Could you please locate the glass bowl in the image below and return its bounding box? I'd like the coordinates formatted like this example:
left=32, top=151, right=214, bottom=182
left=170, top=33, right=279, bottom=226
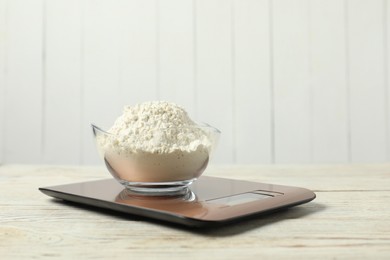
left=92, top=123, right=220, bottom=196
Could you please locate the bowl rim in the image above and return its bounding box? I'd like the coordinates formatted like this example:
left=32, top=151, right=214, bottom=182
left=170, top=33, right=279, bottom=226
left=91, top=122, right=221, bottom=136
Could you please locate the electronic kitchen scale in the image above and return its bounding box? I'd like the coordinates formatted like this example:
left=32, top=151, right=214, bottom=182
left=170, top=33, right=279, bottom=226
left=39, top=176, right=316, bottom=227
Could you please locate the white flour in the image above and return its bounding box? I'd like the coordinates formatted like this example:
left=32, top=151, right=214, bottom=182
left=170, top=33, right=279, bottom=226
left=97, top=101, right=213, bottom=182
left=101, top=101, right=211, bottom=154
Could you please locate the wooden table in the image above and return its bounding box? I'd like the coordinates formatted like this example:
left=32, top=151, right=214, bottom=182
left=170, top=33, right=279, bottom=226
left=1, top=164, right=389, bottom=259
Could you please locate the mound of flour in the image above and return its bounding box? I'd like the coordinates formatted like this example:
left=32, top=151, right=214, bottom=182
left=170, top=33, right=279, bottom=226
left=101, top=101, right=211, bottom=155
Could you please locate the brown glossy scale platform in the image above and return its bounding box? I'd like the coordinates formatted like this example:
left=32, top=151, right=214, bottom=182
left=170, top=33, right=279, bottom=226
left=39, top=176, right=316, bottom=227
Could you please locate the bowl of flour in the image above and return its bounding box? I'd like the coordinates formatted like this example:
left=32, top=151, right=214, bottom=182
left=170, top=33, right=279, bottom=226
left=92, top=101, right=220, bottom=195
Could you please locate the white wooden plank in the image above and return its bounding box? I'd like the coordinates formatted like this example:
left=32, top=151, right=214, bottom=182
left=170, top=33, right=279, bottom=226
left=233, top=0, right=272, bottom=163
left=348, top=0, right=387, bottom=162
left=309, top=0, right=349, bottom=162
left=387, top=0, right=390, bottom=162
left=158, top=0, right=196, bottom=117
left=196, top=0, right=234, bottom=163
left=0, top=0, right=6, bottom=164
left=82, top=0, right=122, bottom=164
left=5, top=0, right=43, bottom=163
left=272, top=0, right=311, bottom=163
left=118, top=0, right=158, bottom=106
left=43, top=0, right=82, bottom=164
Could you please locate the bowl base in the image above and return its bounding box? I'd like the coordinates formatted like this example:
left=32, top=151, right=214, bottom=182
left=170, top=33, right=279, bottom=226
left=120, top=179, right=195, bottom=196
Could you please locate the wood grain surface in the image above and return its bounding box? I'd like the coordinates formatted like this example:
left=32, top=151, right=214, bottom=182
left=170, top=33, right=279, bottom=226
left=1, top=164, right=389, bottom=259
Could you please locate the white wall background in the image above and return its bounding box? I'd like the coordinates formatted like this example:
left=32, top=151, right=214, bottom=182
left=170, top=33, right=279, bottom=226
left=0, top=0, right=389, bottom=165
